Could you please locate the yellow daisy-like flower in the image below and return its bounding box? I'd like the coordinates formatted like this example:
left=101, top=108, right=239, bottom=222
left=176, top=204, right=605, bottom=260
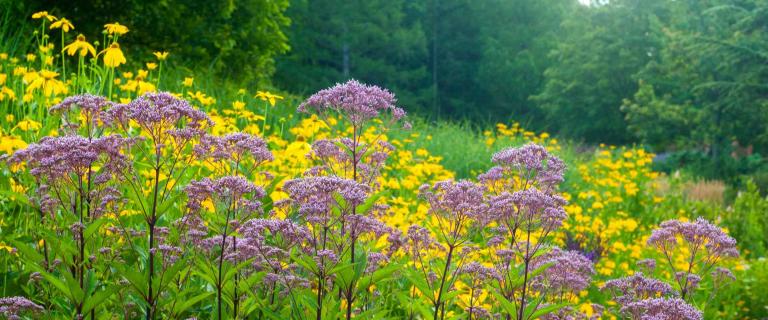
left=183, top=77, right=194, bottom=87
left=100, top=43, right=127, bottom=68
left=32, top=11, right=57, bottom=21
left=153, top=51, right=169, bottom=61
left=255, top=90, right=284, bottom=106
left=146, top=62, right=157, bottom=70
left=63, top=34, right=96, bottom=57
left=14, top=119, right=43, bottom=132
left=26, top=70, right=68, bottom=96
left=104, top=22, right=129, bottom=35
left=50, top=17, right=74, bottom=32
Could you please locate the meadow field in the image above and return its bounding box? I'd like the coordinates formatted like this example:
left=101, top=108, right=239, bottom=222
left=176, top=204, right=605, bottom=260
left=0, top=7, right=767, bottom=320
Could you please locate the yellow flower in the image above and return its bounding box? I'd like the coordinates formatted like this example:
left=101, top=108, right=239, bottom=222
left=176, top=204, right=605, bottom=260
left=153, top=51, right=169, bottom=61
left=183, top=77, right=194, bottom=87
left=14, top=119, right=42, bottom=132
left=255, top=90, right=284, bottom=106
left=32, top=11, right=57, bottom=21
left=26, top=70, right=68, bottom=96
left=63, top=34, right=96, bottom=57
left=0, top=87, right=16, bottom=101
left=50, top=18, right=74, bottom=32
left=26, top=54, right=36, bottom=62
left=146, top=62, right=157, bottom=70
left=100, top=43, right=126, bottom=68
left=104, top=22, right=129, bottom=35
left=0, top=135, right=27, bottom=154
left=232, top=101, right=246, bottom=110
left=0, top=242, right=14, bottom=254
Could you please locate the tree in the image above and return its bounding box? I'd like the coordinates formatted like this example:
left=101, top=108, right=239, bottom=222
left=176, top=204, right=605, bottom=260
left=274, top=0, right=431, bottom=112
left=24, top=0, right=291, bottom=84
left=626, top=0, right=768, bottom=162
left=533, top=0, right=669, bottom=144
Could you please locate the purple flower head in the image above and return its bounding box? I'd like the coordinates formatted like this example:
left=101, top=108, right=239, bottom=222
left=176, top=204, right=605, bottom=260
left=106, top=92, right=213, bottom=136
left=50, top=94, right=113, bottom=134
left=711, top=267, right=736, bottom=284
left=366, top=252, right=390, bottom=273
left=531, top=248, right=594, bottom=294
left=510, top=187, right=568, bottom=229
left=620, top=297, right=702, bottom=320
left=459, top=262, right=502, bottom=283
left=488, top=143, right=565, bottom=188
left=648, top=217, right=739, bottom=260
left=194, top=132, right=273, bottom=165
left=602, top=273, right=676, bottom=306
left=420, top=180, right=488, bottom=223
left=283, top=176, right=369, bottom=224
left=344, top=214, right=392, bottom=240
left=541, top=304, right=604, bottom=320
left=298, top=80, right=405, bottom=127
left=406, top=225, right=443, bottom=258
left=9, top=135, right=132, bottom=183
left=315, top=249, right=338, bottom=270
left=310, top=139, right=349, bottom=162
left=477, top=166, right=504, bottom=185
left=637, top=258, right=657, bottom=272
left=465, top=306, right=491, bottom=319
left=185, top=176, right=265, bottom=215
left=0, top=296, right=44, bottom=319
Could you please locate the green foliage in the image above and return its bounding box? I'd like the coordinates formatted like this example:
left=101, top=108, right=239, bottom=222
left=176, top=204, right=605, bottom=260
left=621, top=82, right=695, bottom=150
left=626, top=0, right=768, bottom=173
left=728, top=180, right=768, bottom=258
left=274, top=0, right=431, bottom=112
left=533, top=0, right=669, bottom=144
left=275, top=0, right=570, bottom=124
left=708, top=258, right=768, bottom=318
left=21, top=0, right=290, bottom=85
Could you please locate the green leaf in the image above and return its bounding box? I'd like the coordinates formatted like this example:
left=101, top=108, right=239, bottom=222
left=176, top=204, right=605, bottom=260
left=403, top=270, right=434, bottom=303
left=83, top=217, right=109, bottom=240
left=0, top=189, right=31, bottom=206
left=491, top=290, right=517, bottom=316
left=120, top=267, right=148, bottom=300
left=223, top=258, right=255, bottom=283
left=355, top=190, right=389, bottom=214
left=528, top=301, right=567, bottom=318
left=82, top=285, right=120, bottom=314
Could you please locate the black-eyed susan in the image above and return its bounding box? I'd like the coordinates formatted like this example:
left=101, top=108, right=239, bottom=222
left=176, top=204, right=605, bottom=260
left=31, top=11, right=57, bottom=21
left=100, top=43, right=126, bottom=68
left=49, top=18, right=74, bottom=32
left=255, top=90, right=284, bottom=106
left=25, top=70, right=67, bottom=96
left=153, top=51, right=169, bottom=60
left=63, top=34, right=96, bottom=57
left=104, top=22, right=129, bottom=35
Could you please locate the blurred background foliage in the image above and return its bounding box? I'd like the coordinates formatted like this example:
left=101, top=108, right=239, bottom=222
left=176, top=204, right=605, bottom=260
left=6, top=0, right=768, bottom=181
left=7, top=0, right=290, bottom=85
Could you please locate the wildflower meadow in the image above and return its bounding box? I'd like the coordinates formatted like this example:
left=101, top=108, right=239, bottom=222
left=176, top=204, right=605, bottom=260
left=0, top=8, right=767, bottom=320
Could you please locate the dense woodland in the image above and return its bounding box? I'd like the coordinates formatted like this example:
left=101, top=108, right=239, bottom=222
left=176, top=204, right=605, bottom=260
left=6, top=0, right=768, bottom=179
